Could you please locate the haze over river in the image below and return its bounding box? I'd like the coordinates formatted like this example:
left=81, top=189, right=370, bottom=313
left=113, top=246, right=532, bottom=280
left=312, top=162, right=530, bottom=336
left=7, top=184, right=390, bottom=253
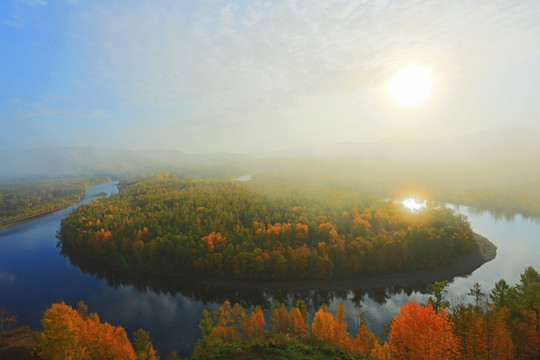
left=1, top=181, right=539, bottom=356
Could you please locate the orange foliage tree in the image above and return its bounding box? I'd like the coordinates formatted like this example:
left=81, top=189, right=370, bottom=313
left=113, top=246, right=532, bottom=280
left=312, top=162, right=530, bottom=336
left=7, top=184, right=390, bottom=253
left=39, top=301, right=136, bottom=360
left=312, top=303, right=356, bottom=350
left=268, top=300, right=310, bottom=337
left=452, top=303, right=514, bottom=360
left=242, top=306, right=265, bottom=338
left=371, top=342, right=393, bottom=360
left=208, top=301, right=244, bottom=342
left=289, top=307, right=309, bottom=336
left=312, top=304, right=336, bottom=344
left=333, top=303, right=352, bottom=348
left=200, top=232, right=226, bottom=252
left=271, top=302, right=291, bottom=334
left=515, top=305, right=540, bottom=360
left=386, top=301, right=458, bottom=360
left=351, top=311, right=378, bottom=355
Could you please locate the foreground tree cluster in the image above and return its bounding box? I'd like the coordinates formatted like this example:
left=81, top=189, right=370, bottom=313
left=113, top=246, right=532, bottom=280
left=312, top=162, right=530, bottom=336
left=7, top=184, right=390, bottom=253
left=38, top=301, right=158, bottom=360
left=59, top=174, right=476, bottom=280
left=2, top=267, right=539, bottom=359
left=194, top=267, right=540, bottom=360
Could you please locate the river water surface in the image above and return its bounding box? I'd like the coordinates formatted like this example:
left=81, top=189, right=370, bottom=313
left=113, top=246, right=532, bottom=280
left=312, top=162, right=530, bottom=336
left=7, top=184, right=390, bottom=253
left=0, top=181, right=539, bottom=356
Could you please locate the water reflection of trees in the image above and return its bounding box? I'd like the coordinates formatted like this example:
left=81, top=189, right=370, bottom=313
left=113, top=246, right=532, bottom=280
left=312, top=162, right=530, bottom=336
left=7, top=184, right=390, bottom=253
left=450, top=203, right=540, bottom=224
left=61, top=246, right=434, bottom=309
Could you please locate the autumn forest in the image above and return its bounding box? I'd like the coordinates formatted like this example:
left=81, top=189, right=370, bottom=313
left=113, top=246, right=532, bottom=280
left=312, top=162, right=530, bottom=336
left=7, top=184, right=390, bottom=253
left=2, top=170, right=539, bottom=359
left=3, top=0, right=540, bottom=358
left=58, top=173, right=476, bottom=281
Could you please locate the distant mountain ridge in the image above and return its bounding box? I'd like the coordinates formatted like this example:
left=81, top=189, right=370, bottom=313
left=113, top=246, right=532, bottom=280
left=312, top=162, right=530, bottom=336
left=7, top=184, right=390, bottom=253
left=1, top=128, right=538, bottom=180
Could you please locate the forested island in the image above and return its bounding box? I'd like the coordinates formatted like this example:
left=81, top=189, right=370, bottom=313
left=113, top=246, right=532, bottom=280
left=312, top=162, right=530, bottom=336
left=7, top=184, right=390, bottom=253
left=0, top=177, right=110, bottom=228
left=58, top=173, right=477, bottom=281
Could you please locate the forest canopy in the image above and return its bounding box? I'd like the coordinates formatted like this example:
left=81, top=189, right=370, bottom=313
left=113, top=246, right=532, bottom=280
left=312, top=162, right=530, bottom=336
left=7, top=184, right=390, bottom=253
left=58, top=173, right=476, bottom=281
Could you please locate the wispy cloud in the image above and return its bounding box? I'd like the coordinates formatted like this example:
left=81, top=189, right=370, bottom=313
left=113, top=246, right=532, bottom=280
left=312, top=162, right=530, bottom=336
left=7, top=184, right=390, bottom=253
left=25, top=104, right=108, bottom=119
left=5, top=98, right=23, bottom=104
left=6, top=0, right=537, bottom=152
left=22, top=0, right=47, bottom=6
left=75, top=1, right=540, bottom=110
left=2, top=0, right=47, bottom=28
left=2, top=13, right=25, bottom=27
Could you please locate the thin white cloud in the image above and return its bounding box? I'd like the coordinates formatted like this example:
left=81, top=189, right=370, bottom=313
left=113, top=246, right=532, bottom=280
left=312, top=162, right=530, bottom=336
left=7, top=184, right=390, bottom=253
left=60, top=0, right=540, bottom=151
left=25, top=104, right=108, bottom=119
left=2, top=13, right=25, bottom=27
left=5, top=98, right=23, bottom=104
left=3, top=0, right=47, bottom=28
left=22, top=0, right=46, bottom=6
left=76, top=1, right=540, bottom=105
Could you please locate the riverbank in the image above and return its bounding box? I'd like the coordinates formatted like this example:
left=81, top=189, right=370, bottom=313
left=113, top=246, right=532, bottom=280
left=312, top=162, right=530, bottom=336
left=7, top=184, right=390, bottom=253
left=0, top=204, right=80, bottom=231
left=62, top=232, right=496, bottom=293
left=199, top=233, right=496, bottom=291
left=0, top=178, right=112, bottom=231
left=0, top=326, right=40, bottom=360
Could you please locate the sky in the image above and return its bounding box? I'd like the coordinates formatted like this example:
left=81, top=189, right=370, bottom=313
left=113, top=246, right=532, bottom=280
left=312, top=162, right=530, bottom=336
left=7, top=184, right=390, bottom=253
left=1, top=0, right=540, bottom=154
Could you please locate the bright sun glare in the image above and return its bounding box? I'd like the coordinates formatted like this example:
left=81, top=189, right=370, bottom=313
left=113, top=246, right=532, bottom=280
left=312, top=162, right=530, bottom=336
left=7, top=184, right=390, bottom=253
left=387, top=65, right=434, bottom=107
left=402, top=198, right=426, bottom=211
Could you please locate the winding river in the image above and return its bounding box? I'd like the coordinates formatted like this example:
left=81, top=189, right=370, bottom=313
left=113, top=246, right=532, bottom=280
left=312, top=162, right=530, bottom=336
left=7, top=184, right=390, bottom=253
left=0, top=181, right=539, bottom=357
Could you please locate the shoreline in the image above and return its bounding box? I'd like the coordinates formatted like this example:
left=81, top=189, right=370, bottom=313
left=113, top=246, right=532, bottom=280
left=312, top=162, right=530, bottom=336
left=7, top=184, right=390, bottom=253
left=0, top=202, right=81, bottom=231
left=62, top=233, right=496, bottom=292
left=199, top=233, right=497, bottom=290
left=0, top=179, right=113, bottom=232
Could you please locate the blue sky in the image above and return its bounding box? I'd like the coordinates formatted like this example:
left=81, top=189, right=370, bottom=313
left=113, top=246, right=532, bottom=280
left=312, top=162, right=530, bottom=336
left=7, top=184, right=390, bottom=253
left=1, top=0, right=540, bottom=153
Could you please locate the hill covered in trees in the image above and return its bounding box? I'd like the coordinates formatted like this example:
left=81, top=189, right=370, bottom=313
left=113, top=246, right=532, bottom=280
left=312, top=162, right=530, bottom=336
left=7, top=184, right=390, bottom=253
left=58, top=173, right=476, bottom=281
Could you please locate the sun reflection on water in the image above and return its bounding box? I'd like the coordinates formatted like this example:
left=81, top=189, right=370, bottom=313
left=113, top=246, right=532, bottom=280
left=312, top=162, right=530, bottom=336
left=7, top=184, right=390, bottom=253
left=401, top=198, right=427, bottom=211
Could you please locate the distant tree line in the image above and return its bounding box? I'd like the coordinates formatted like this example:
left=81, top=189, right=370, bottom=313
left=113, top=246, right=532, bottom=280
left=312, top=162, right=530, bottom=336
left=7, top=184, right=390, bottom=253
left=436, top=185, right=540, bottom=219
left=174, top=158, right=540, bottom=220
left=0, top=177, right=110, bottom=227
left=58, top=173, right=476, bottom=281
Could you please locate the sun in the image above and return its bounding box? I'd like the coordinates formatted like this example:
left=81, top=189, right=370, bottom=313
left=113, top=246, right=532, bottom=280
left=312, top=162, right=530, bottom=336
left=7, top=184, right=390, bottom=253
left=386, top=65, right=434, bottom=107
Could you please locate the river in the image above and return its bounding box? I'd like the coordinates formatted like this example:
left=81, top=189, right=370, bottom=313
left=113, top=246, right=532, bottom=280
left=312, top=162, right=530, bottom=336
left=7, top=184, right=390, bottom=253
left=0, top=181, right=539, bottom=357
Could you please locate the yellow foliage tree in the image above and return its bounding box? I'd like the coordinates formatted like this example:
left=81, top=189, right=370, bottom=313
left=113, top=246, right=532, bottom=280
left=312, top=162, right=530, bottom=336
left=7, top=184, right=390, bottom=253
left=39, top=301, right=136, bottom=360
left=312, top=303, right=353, bottom=348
